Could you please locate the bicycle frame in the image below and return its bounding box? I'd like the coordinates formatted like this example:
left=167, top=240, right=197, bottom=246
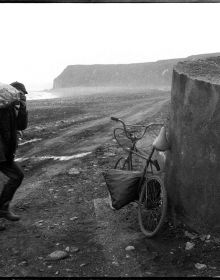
left=137, top=147, right=156, bottom=192
left=110, top=116, right=168, bottom=237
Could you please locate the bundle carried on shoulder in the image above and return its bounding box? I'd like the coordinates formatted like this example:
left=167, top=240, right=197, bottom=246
left=0, top=82, right=20, bottom=109
left=103, top=169, right=143, bottom=210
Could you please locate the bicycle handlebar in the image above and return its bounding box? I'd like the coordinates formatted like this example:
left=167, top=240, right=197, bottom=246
left=111, top=117, right=132, bottom=140
left=111, top=117, right=120, bottom=122
left=111, top=116, right=163, bottom=142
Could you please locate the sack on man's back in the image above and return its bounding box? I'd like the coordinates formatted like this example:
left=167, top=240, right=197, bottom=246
left=103, top=169, right=143, bottom=210
left=0, top=82, right=20, bottom=109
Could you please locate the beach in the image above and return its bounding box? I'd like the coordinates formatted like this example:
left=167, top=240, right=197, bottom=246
left=0, top=89, right=219, bottom=277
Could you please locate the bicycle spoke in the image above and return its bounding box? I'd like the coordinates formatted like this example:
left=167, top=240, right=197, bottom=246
left=145, top=211, right=157, bottom=232
left=142, top=209, right=158, bottom=231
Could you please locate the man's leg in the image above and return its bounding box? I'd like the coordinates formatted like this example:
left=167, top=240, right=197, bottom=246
left=0, top=161, right=24, bottom=221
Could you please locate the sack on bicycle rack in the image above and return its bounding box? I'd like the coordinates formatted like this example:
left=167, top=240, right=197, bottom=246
left=103, top=169, right=143, bottom=210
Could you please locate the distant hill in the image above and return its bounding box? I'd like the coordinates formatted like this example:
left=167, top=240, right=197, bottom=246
left=53, top=53, right=220, bottom=90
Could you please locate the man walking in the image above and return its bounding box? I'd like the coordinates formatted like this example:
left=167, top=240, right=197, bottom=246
left=0, top=82, right=28, bottom=229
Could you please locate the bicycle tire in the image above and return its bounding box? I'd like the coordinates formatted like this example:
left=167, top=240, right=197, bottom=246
left=138, top=175, right=167, bottom=237
left=114, top=156, right=131, bottom=170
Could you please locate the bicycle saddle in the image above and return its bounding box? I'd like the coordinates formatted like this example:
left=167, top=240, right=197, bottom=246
left=153, top=126, right=170, bottom=151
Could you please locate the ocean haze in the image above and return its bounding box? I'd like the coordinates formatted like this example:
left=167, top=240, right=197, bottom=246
left=27, top=91, right=57, bottom=101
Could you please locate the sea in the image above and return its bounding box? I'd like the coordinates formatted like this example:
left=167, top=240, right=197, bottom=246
left=27, top=91, right=57, bottom=101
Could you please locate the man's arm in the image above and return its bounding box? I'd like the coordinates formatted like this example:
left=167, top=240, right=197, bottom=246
left=16, top=92, right=28, bottom=131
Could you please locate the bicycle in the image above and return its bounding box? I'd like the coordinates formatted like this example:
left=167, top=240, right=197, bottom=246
left=110, top=116, right=170, bottom=237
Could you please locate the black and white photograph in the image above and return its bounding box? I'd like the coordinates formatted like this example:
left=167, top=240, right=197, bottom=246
left=0, top=1, right=220, bottom=277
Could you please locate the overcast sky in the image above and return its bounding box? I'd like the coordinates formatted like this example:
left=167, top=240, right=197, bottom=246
left=0, top=3, right=220, bottom=91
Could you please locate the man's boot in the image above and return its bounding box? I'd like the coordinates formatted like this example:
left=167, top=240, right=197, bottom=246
left=0, top=224, right=6, bottom=231
left=0, top=203, right=20, bottom=222
left=0, top=210, right=20, bottom=221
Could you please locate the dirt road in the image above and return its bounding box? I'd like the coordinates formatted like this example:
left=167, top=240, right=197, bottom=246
left=0, top=90, right=219, bottom=277
left=14, top=92, right=169, bottom=202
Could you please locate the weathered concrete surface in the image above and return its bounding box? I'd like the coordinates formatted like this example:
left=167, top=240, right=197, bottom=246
left=165, top=56, right=220, bottom=234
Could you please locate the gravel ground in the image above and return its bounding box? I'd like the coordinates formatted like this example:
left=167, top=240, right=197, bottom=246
left=0, top=90, right=219, bottom=277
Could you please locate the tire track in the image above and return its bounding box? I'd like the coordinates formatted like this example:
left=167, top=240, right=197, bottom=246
left=22, top=96, right=169, bottom=158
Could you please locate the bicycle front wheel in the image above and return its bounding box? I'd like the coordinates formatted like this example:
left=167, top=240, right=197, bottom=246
left=138, top=175, right=167, bottom=237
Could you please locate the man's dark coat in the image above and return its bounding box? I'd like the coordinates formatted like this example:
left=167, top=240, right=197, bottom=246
left=0, top=105, right=28, bottom=162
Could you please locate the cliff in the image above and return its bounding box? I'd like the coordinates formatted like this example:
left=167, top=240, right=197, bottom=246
left=53, top=53, right=220, bottom=90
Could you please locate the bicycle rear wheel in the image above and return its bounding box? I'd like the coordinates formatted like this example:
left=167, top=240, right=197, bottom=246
left=138, top=175, right=167, bottom=237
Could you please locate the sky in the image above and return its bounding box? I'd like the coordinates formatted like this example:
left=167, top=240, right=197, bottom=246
left=0, top=3, right=220, bottom=91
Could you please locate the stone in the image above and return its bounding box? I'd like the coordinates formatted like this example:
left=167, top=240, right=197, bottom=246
left=185, top=242, right=195, bottom=251
left=46, top=250, right=69, bottom=261
left=68, top=168, right=80, bottom=175
left=125, top=245, right=135, bottom=251
left=184, top=231, right=198, bottom=240
left=209, top=266, right=217, bottom=270
left=195, top=263, right=207, bottom=270
left=200, top=234, right=207, bottom=242
left=104, top=152, right=115, bottom=157
left=18, top=261, right=28, bottom=266
left=145, top=272, right=153, bottom=276
left=206, top=234, right=211, bottom=240
left=70, top=217, right=78, bottom=221
left=144, top=252, right=158, bottom=261
left=213, top=237, right=220, bottom=244
left=12, top=249, right=19, bottom=255
left=70, top=246, right=80, bottom=253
